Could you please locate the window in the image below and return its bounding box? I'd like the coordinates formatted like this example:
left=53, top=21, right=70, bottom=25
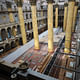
left=14, top=6, right=16, bottom=11
left=0, top=5, right=3, bottom=11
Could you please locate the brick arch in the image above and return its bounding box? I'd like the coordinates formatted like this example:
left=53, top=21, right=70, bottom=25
left=25, top=23, right=27, bottom=31
left=27, top=22, right=30, bottom=30
left=5, top=43, right=11, bottom=52
left=0, top=46, right=4, bottom=54
left=11, top=41, right=16, bottom=49
left=1, top=29, right=7, bottom=41
left=19, top=37, right=23, bottom=45
left=17, top=25, right=21, bottom=35
left=15, top=39, right=19, bottom=46
left=7, top=27, right=12, bottom=38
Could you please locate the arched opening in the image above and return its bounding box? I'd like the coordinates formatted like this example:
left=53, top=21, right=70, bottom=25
left=7, top=27, right=12, bottom=38
left=26, top=14, right=28, bottom=19
left=32, top=32, right=33, bottom=38
left=5, top=43, right=11, bottom=52
left=1, top=29, right=7, bottom=41
left=28, top=22, right=32, bottom=30
left=25, top=23, right=27, bottom=26
left=25, top=23, right=27, bottom=31
left=0, top=35, right=2, bottom=42
left=19, top=38, right=23, bottom=45
left=0, top=46, right=4, bottom=54
left=28, top=23, right=29, bottom=30
left=11, top=41, right=16, bottom=49
left=12, top=26, right=17, bottom=37
left=15, top=39, right=19, bottom=46
left=17, top=25, right=21, bottom=35
left=31, top=22, right=32, bottom=29
left=28, top=33, right=32, bottom=40
left=30, top=13, right=32, bottom=18
left=15, top=14, right=18, bottom=22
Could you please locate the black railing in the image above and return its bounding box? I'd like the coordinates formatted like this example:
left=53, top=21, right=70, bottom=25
left=43, top=36, right=65, bottom=75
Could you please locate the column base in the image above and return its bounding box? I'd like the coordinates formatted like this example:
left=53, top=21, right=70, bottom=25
left=64, top=48, right=70, bottom=53
left=48, top=50, right=54, bottom=53
left=55, top=27, right=58, bottom=28
left=72, top=31, right=75, bottom=33
left=34, top=48, right=40, bottom=51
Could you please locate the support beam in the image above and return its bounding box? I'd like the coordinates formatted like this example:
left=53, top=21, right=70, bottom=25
left=15, top=0, right=27, bottom=45
left=55, top=4, right=58, bottom=28
left=6, top=2, right=14, bottom=23
left=63, top=3, right=68, bottom=31
left=47, top=0, right=54, bottom=53
left=30, top=0, right=40, bottom=50
left=72, top=2, right=78, bottom=32
left=60, top=52, right=80, bottom=57
left=64, top=0, right=75, bottom=53
left=53, top=64, right=80, bottom=73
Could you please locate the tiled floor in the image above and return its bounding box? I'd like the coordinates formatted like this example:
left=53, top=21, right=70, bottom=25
left=12, top=32, right=65, bottom=71
left=12, top=43, right=57, bottom=70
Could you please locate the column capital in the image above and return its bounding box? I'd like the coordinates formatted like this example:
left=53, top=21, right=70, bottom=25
left=30, top=0, right=36, bottom=5
left=6, top=2, right=12, bottom=8
left=47, top=0, right=53, bottom=3
left=55, top=4, right=58, bottom=8
left=14, top=0, right=23, bottom=7
left=64, top=3, right=68, bottom=7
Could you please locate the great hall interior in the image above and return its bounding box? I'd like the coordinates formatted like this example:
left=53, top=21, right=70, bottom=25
left=0, top=0, right=80, bottom=80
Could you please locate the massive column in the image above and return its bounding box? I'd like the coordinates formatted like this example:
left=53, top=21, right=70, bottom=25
left=72, top=2, right=78, bottom=32
left=47, top=0, right=54, bottom=53
left=63, top=3, right=68, bottom=31
left=30, top=0, right=40, bottom=50
left=64, top=0, right=75, bottom=53
left=15, top=0, right=27, bottom=44
left=6, top=2, right=14, bottom=23
left=55, top=4, right=58, bottom=28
